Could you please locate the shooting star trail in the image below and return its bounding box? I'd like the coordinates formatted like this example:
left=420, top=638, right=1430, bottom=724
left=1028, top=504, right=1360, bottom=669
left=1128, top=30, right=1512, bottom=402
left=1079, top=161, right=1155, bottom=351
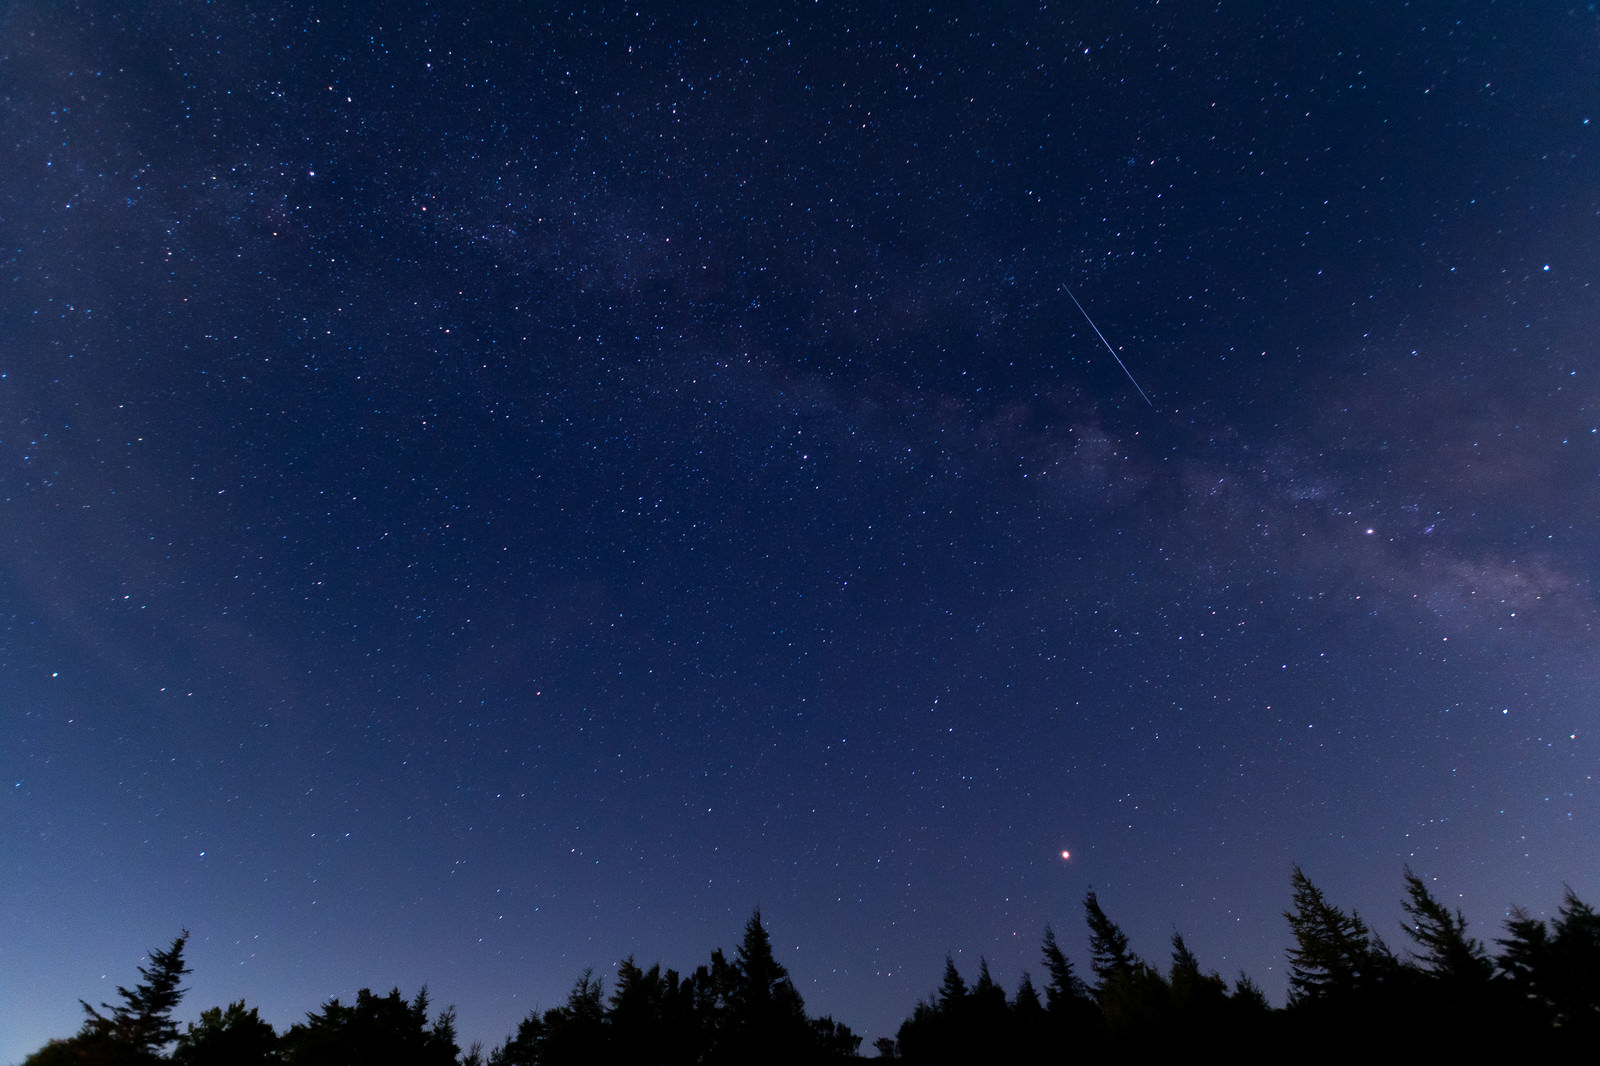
left=1062, top=285, right=1157, bottom=409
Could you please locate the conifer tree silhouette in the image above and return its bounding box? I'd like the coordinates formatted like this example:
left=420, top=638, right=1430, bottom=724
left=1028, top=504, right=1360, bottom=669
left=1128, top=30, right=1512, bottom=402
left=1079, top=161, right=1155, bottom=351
left=1284, top=866, right=1394, bottom=1004
left=1398, top=867, right=1492, bottom=984
left=79, top=930, right=192, bottom=1062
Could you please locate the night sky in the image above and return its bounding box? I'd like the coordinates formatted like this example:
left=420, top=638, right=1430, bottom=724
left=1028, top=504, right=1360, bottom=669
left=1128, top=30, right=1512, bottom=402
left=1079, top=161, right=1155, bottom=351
left=4, top=2, right=1598, bottom=1059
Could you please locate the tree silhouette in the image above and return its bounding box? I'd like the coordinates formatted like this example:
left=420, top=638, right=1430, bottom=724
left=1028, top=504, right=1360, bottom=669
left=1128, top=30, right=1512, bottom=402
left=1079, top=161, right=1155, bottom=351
left=1083, top=892, right=1139, bottom=991
left=730, top=910, right=808, bottom=1027
left=1168, top=933, right=1228, bottom=1021
left=1083, top=891, right=1169, bottom=1040
left=282, top=986, right=458, bottom=1066
left=485, top=909, right=856, bottom=1065
left=1039, top=924, right=1090, bottom=1012
left=720, top=910, right=822, bottom=1064
left=532, top=971, right=607, bottom=1066
left=1012, top=971, right=1042, bottom=1015
left=172, top=1001, right=278, bottom=1066
left=807, top=1014, right=863, bottom=1061
left=1037, top=922, right=1100, bottom=1049
left=967, top=959, right=1015, bottom=1059
left=1009, top=971, right=1050, bottom=1060
left=74, top=930, right=192, bottom=1064
left=1284, top=866, right=1394, bottom=1004
left=1398, top=867, right=1492, bottom=984
left=1229, top=973, right=1271, bottom=1014
left=889, top=953, right=972, bottom=1062
left=1498, top=887, right=1600, bottom=1037
left=935, top=956, right=966, bottom=1012
left=20, top=1040, right=105, bottom=1066
left=487, top=1011, right=544, bottom=1066
left=606, top=956, right=688, bottom=1064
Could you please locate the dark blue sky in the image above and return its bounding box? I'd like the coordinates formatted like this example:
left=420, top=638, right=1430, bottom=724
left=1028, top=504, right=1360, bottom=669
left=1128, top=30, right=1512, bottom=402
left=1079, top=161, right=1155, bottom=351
left=4, top=2, right=1598, bottom=1058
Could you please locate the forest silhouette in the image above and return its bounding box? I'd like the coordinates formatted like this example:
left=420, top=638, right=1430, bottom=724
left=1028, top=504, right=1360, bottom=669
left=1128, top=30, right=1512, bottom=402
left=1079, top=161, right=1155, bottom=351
left=21, top=867, right=1600, bottom=1064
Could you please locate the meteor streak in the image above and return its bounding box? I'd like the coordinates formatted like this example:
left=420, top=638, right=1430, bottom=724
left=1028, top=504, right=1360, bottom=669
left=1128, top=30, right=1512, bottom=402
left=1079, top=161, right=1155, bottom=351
left=1062, top=285, right=1156, bottom=409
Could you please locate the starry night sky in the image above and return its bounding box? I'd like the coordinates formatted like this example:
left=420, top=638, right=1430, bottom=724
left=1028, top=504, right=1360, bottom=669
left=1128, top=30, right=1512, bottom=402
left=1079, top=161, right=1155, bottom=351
left=3, top=2, right=1598, bottom=1059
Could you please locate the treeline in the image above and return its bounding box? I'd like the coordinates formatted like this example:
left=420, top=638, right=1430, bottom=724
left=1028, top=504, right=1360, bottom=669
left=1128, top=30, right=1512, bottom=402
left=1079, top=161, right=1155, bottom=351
left=22, top=910, right=858, bottom=1066
left=22, top=867, right=1600, bottom=1064
left=893, top=866, right=1600, bottom=1059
